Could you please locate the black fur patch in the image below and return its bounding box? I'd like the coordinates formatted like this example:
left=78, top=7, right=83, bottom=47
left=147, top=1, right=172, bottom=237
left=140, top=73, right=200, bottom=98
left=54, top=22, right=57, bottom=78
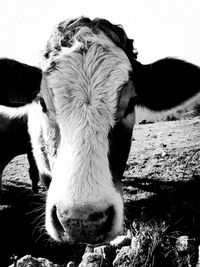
left=133, top=57, right=200, bottom=111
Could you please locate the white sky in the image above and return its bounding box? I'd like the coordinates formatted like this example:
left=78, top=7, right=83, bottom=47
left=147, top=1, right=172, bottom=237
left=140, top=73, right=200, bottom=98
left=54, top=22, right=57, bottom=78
left=0, top=0, right=200, bottom=66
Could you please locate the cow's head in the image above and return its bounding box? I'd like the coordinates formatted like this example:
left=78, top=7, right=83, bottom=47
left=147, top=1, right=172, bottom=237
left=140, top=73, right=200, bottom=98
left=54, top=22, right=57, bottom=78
left=27, top=17, right=200, bottom=244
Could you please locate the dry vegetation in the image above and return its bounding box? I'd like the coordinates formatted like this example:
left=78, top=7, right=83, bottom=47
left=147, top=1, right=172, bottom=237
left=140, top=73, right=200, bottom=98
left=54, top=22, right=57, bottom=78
left=1, top=109, right=200, bottom=266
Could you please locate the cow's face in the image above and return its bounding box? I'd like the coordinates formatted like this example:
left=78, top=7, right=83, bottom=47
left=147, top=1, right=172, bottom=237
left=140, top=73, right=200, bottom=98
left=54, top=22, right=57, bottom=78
left=28, top=18, right=137, bottom=244
left=25, top=17, right=200, bottom=245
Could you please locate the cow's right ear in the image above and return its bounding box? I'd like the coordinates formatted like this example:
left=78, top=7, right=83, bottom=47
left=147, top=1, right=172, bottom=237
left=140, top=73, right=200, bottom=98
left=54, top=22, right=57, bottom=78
left=131, top=57, right=200, bottom=112
left=0, top=58, right=42, bottom=106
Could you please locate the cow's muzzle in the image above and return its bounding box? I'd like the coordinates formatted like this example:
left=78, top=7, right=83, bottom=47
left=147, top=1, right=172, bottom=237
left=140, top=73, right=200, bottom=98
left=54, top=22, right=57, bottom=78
left=50, top=203, right=115, bottom=244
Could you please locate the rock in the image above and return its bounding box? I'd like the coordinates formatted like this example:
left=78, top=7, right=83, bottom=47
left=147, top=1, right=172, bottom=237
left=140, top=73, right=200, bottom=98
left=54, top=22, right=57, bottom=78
left=67, top=261, right=76, bottom=267
left=131, top=236, right=140, bottom=253
left=110, top=235, right=131, bottom=249
left=175, top=236, right=198, bottom=266
left=78, top=252, right=103, bottom=267
left=176, top=235, right=189, bottom=252
left=85, top=244, right=95, bottom=253
left=113, top=246, right=136, bottom=266
left=8, top=255, right=60, bottom=267
left=94, top=245, right=116, bottom=267
left=94, top=246, right=107, bottom=256
left=197, top=245, right=200, bottom=266
left=94, top=245, right=114, bottom=258
left=126, top=229, right=132, bottom=239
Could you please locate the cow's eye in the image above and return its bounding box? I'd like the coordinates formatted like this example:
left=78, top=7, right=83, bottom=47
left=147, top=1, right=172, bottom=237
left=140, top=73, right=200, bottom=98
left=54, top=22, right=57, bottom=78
left=124, top=97, right=136, bottom=117
left=36, top=96, right=47, bottom=113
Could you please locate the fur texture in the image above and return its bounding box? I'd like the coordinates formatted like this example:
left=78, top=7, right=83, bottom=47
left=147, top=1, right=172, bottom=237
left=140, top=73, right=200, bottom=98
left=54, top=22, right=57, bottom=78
left=28, top=18, right=134, bottom=243
left=26, top=17, right=200, bottom=244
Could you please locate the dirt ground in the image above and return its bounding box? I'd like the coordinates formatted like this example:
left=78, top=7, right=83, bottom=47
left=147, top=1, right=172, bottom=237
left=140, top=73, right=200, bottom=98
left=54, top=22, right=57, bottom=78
left=1, top=116, right=200, bottom=266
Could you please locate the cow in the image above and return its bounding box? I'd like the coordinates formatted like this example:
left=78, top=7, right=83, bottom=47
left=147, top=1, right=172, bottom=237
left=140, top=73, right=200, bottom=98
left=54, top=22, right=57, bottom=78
left=1, top=17, right=200, bottom=245
left=0, top=58, right=42, bottom=193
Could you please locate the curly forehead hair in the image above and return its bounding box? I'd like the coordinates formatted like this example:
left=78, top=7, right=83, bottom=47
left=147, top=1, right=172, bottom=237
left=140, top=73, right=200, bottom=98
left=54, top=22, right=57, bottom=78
left=43, top=16, right=138, bottom=61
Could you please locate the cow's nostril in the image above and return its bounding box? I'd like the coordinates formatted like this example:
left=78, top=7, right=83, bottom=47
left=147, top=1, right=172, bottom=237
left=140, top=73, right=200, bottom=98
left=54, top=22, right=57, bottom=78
left=89, top=211, right=104, bottom=221
left=99, top=205, right=115, bottom=234
left=88, top=206, right=114, bottom=223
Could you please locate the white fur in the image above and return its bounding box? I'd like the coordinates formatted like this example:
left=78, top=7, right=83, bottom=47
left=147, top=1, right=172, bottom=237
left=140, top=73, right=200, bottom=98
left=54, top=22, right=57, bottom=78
left=27, top=102, right=52, bottom=178
left=30, top=28, right=132, bottom=242
left=0, top=104, right=31, bottom=119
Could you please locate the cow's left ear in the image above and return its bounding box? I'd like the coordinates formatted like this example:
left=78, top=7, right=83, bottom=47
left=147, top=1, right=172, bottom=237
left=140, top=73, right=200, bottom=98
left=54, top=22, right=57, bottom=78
left=131, top=57, right=200, bottom=111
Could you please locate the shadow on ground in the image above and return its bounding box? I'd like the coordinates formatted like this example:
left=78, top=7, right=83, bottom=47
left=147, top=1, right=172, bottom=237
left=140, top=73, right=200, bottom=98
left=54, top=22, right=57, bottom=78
left=0, top=184, right=85, bottom=267
left=123, top=175, right=200, bottom=238
left=1, top=175, right=200, bottom=266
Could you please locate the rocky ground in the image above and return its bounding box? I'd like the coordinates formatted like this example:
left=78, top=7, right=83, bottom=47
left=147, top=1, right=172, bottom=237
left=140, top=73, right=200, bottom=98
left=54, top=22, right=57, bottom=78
left=1, top=116, right=200, bottom=266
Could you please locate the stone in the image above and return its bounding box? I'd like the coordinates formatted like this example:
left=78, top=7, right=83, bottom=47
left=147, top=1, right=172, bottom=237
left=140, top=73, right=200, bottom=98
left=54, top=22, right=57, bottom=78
left=8, top=255, right=60, bottom=267
left=110, top=235, right=131, bottom=249
left=67, top=261, right=76, bottom=267
left=113, top=246, right=136, bottom=266
left=176, top=235, right=189, bottom=252
left=78, top=252, right=103, bottom=267
left=94, top=245, right=116, bottom=267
